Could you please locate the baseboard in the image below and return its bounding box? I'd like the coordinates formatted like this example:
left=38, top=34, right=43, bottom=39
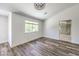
left=9, top=36, right=79, bottom=48
left=10, top=37, right=44, bottom=48
left=44, top=37, right=79, bottom=46
left=0, top=40, right=8, bottom=45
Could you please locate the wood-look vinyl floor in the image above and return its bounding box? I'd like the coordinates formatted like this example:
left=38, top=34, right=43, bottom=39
left=0, top=37, right=79, bottom=56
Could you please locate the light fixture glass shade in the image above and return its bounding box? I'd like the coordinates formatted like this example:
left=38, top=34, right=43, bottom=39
left=34, top=3, right=46, bottom=10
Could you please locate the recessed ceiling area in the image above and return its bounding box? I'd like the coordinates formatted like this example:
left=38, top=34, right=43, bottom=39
left=0, top=3, right=77, bottom=20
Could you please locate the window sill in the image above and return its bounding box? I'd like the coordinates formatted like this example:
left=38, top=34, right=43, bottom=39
left=24, top=31, right=39, bottom=34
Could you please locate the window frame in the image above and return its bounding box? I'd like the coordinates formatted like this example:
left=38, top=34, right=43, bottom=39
left=25, top=20, right=39, bottom=33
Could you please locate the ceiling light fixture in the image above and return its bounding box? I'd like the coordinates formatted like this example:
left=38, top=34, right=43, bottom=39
left=34, top=3, right=46, bottom=10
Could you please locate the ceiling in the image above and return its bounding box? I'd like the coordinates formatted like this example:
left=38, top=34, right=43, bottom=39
left=0, top=3, right=77, bottom=20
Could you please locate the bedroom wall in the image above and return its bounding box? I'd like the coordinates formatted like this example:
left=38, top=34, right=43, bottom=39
left=44, top=4, right=79, bottom=44
left=0, top=16, right=8, bottom=44
left=9, top=13, right=43, bottom=47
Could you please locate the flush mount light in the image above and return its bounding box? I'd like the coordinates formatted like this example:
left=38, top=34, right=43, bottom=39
left=34, top=3, right=46, bottom=10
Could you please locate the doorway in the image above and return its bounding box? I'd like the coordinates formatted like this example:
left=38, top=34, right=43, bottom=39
left=59, top=20, right=71, bottom=42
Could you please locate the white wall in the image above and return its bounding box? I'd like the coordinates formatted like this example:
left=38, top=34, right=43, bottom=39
left=0, top=16, right=8, bottom=44
left=44, top=4, right=79, bottom=44
left=10, top=13, right=43, bottom=47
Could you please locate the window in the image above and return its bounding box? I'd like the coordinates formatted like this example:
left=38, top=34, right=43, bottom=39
left=25, top=20, right=39, bottom=33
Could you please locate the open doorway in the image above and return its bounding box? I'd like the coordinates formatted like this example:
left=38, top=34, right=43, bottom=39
left=59, top=20, right=72, bottom=42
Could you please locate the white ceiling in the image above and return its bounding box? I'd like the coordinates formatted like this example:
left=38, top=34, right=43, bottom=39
left=0, top=3, right=77, bottom=20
